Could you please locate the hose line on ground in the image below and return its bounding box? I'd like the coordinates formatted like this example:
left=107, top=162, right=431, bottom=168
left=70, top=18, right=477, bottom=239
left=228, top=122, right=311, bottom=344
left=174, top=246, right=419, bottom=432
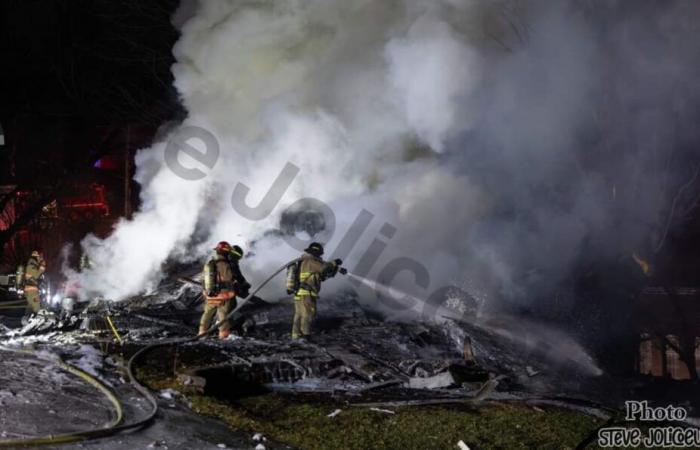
left=0, top=345, right=124, bottom=447
left=0, top=258, right=302, bottom=447
left=0, top=300, right=28, bottom=309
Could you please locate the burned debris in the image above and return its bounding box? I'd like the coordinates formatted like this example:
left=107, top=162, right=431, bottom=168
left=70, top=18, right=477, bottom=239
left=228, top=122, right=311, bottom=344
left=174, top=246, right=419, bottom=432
left=1, top=265, right=603, bottom=405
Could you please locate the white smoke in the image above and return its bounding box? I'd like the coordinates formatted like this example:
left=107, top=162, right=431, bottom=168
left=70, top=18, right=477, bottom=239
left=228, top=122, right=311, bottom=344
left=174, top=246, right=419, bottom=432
left=385, top=12, right=480, bottom=151
left=73, top=0, right=700, bottom=322
left=73, top=0, right=484, bottom=300
left=78, top=144, right=210, bottom=297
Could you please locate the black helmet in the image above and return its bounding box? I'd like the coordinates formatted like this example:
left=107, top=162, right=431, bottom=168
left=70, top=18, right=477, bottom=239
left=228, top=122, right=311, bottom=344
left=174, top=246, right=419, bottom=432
left=230, top=245, right=244, bottom=259
left=304, top=242, right=324, bottom=256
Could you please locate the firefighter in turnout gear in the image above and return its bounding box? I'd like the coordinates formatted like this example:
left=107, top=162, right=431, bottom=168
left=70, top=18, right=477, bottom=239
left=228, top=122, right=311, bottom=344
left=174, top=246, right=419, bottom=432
left=22, top=250, right=46, bottom=314
left=199, top=241, right=250, bottom=339
left=79, top=252, right=92, bottom=271
left=286, top=242, right=342, bottom=340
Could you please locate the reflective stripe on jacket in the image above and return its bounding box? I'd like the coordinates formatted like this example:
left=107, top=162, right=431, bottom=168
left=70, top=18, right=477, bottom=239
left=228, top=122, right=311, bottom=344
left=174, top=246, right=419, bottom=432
left=294, top=254, right=337, bottom=299
left=24, top=256, right=45, bottom=286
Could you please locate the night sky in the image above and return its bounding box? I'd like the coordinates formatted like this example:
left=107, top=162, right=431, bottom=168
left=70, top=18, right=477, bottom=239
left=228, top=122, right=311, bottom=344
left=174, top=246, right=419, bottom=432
left=0, top=0, right=183, bottom=183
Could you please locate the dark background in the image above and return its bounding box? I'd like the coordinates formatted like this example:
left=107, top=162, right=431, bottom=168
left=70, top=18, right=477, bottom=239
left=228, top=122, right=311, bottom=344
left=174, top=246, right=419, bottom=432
left=0, top=0, right=184, bottom=267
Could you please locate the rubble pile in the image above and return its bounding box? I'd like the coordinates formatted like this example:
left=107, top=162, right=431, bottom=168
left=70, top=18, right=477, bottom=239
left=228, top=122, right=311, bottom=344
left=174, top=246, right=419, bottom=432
left=8, top=265, right=681, bottom=449
left=0, top=257, right=628, bottom=432
left=3, top=272, right=609, bottom=406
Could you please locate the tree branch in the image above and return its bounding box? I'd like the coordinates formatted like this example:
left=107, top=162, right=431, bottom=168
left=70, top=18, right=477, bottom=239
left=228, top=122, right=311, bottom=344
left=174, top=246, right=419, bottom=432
left=654, top=164, right=700, bottom=254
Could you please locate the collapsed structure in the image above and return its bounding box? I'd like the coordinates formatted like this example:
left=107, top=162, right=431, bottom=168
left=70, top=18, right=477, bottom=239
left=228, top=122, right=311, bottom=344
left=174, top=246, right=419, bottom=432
left=0, top=264, right=618, bottom=405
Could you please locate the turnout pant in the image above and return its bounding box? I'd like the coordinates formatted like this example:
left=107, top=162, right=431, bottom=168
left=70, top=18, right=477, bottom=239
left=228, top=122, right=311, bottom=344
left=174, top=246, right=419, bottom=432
left=24, top=286, right=41, bottom=314
left=199, top=293, right=235, bottom=339
left=292, top=295, right=317, bottom=339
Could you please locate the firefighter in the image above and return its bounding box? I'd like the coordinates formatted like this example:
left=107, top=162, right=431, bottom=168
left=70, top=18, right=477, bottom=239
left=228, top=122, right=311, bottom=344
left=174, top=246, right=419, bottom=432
left=22, top=250, right=46, bottom=314
left=198, top=241, right=250, bottom=339
left=286, top=242, right=342, bottom=340
left=79, top=252, right=92, bottom=271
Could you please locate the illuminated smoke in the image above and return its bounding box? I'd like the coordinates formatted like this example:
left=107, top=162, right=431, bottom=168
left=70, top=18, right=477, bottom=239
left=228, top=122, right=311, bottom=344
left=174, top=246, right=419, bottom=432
left=74, top=0, right=700, bottom=322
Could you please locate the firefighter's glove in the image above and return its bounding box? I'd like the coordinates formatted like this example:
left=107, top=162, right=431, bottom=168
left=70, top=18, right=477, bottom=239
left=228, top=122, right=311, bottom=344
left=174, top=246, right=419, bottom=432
left=236, top=281, right=251, bottom=299
left=334, top=259, right=343, bottom=267
left=287, top=289, right=295, bottom=295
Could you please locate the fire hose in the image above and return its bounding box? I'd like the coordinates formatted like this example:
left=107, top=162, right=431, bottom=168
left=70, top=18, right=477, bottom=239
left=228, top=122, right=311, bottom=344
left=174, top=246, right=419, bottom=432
left=0, top=303, right=26, bottom=310
left=0, top=258, right=336, bottom=447
left=0, top=299, right=29, bottom=309
left=0, top=345, right=125, bottom=447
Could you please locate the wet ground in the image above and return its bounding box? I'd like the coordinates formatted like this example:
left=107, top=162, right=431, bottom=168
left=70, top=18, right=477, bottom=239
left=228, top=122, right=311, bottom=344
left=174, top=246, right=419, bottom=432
left=0, top=346, right=290, bottom=449
left=0, top=349, right=113, bottom=439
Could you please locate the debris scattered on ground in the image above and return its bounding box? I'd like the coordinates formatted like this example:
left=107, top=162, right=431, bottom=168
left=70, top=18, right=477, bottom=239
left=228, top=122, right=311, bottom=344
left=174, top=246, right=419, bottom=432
left=408, top=368, right=459, bottom=390
left=2, top=266, right=680, bottom=450
left=457, top=440, right=470, bottom=450
left=326, top=409, right=342, bottom=418
left=159, top=389, right=179, bottom=400
left=72, top=344, right=105, bottom=378
left=1, top=274, right=611, bottom=406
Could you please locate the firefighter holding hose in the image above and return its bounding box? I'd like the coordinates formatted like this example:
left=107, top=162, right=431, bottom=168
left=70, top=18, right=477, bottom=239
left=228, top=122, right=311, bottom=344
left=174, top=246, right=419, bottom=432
left=286, top=242, right=344, bottom=340
left=198, top=241, right=250, bottom=339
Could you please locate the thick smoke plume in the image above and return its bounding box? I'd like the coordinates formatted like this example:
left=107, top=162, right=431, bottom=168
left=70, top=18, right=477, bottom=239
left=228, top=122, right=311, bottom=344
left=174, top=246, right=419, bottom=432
left=74, top=0, right=700, bottom=326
